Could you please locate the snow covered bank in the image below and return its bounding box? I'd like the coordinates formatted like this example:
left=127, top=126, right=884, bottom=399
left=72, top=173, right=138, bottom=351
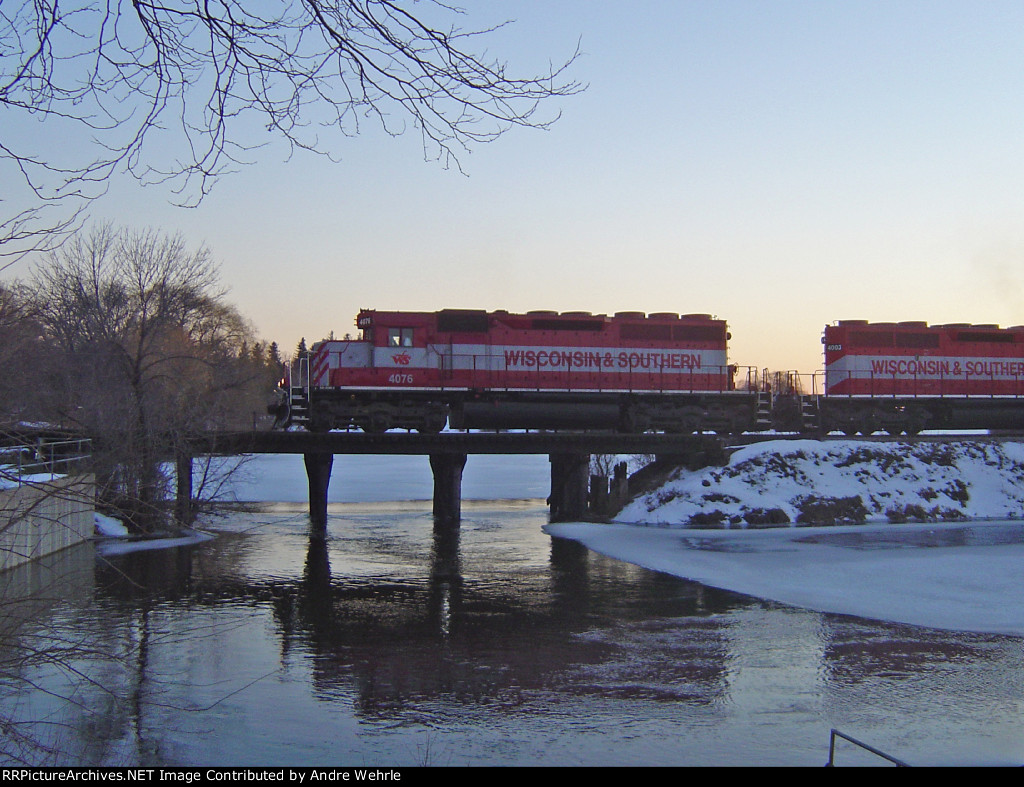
left=550, top=439, right=1024, bottom=635
left=92, top=508, right=212, bottom=556
left=619, top=439, right=1024, bottom=527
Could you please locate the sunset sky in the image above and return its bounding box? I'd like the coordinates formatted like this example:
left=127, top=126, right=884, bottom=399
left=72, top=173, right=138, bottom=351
left=7, top=1, right=1024, bottom=377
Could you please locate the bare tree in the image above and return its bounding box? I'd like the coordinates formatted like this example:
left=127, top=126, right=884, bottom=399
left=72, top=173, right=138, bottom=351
left=1, top=1, right=583, bottom=262
left=29, top=224, right=270, bottom=529
left=0, top=283, right=45, bottom=425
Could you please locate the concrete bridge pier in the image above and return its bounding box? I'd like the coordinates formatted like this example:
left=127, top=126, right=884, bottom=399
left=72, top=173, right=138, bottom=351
left=304, top=452, right=335, bottom=531
left=429, top=453, right=468, bottom=525
left=549, top=452, right=590, bottom=522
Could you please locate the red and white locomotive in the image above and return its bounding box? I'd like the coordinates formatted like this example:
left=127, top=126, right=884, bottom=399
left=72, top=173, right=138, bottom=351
left=273, top=310, right=1024, bottom=434
left=821, top=320, right=1024, bottom=434
left=284, top=308, right=755, bottom=433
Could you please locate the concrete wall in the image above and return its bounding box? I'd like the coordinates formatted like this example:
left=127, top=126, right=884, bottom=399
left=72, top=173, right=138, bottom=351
left=0, top=475, right=95, bottom=572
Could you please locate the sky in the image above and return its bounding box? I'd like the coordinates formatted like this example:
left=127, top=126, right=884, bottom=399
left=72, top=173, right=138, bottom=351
left=7, top=1, right=1024, bottom=376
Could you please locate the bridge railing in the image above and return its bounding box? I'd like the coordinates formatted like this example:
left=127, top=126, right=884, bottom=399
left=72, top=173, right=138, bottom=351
left=0, top=438, right=93, bottom=485
left=826, top=729, right=909, bottom=767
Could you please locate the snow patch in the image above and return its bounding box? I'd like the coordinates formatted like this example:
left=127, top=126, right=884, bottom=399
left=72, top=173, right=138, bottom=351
left=94, top=511, right=129, bottom=537
left=619, top=439, right=1024, bottom=527
left=545, top=519, right=1024, bottom=636
left=95, top=529, right=213, bottom=557
left=549, top=439, right=1024, bottom=635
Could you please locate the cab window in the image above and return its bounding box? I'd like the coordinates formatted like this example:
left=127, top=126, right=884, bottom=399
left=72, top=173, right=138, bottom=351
left=388, top=328, right=414, bottom=347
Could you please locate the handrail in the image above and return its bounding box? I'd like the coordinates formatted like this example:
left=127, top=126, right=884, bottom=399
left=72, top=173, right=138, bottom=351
left=0, top=438, right=93, bottom=485
left=299, top=353, right=310, bottom=397
left=826, top=728, right=909, bottom=767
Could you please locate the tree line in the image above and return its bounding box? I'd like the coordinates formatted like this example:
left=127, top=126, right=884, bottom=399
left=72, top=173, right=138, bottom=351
left=1, top=224, right=283, bottom=531
left=1, top=0, right=581, bottom=529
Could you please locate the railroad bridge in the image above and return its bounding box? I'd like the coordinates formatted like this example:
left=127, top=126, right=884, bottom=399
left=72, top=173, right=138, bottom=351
left=181, top=430, right=731, bottom=529
left=180, top=430, right=1024, bottom=530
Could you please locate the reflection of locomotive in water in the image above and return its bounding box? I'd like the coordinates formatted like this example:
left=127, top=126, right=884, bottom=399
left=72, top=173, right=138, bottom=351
left=272, top=309, right=1024, bottom=435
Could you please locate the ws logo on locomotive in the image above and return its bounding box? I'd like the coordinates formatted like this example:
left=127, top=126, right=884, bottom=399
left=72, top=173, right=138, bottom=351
left=270, top=310, right=1024, bottom=436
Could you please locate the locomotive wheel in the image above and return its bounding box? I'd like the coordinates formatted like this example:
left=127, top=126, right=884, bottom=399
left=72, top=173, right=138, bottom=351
left=904, top=406, right=928, bottom=436
left=417, top=412, right=448, bottom=434
left=307, top=412, right=332, bottom=432
left=677, top=418, right=702, bottom=434
left=364, top=413, right=391, bottom=434
left=858, top=412, right=879, bottom=435
left=839, top=419, right=859, bottom=436
left=677, top=406, right=704, bottom=434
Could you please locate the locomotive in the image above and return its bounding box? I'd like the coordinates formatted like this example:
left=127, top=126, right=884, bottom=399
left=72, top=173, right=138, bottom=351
left=821, top=320, right=1024, bottom=434
left=271, top=309, right=1024, bottom=435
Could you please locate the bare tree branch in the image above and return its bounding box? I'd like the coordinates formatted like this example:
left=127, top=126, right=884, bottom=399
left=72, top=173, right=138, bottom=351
left=0, top=1, right=583, bottom=261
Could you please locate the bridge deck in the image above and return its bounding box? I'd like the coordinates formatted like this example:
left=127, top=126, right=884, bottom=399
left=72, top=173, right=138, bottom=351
left=186, top=430, right=729, bottom=456
left=185, top=430, right=1022, bottom=456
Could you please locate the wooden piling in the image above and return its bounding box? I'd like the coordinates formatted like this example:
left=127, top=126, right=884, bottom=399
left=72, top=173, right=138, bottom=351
left=549, top=453, right=589, bottom=522
left=589, top=474, right=609, bottom=515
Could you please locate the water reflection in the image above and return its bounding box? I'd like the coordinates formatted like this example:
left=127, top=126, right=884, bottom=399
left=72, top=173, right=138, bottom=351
left=88, top=511, right=744, bottom=727
left=4, top=504, right=1024, bottom=765
left=822, top=617, right=998, bottom=684
left=797, top=523, right=1024, bottom=550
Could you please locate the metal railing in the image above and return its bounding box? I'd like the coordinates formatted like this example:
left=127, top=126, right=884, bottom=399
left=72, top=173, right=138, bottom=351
left=826, top=729, right=909, bottom=767
left=0, top=438, right=93, bottom=485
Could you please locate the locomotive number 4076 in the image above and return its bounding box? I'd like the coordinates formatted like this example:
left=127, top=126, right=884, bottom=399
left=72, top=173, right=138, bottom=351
left=388, top=373, right=415, bottom=384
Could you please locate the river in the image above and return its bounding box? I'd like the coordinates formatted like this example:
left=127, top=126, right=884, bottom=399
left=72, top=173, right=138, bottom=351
left=1, top=455, right=1023, bottom=766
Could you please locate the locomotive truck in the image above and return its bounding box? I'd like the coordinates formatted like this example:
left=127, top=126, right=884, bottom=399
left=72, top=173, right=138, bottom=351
left=271, top=309, right=1024, bottom=435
